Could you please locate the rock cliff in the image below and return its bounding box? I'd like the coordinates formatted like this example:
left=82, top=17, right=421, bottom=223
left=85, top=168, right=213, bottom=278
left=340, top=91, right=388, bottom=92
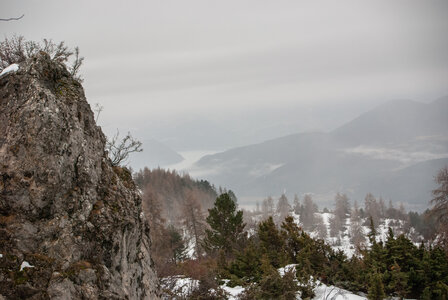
left=0, top=53, right=159, bottom=299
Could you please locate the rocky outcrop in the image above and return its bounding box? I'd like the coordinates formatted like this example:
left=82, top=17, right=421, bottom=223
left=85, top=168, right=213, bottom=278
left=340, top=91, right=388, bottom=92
left=0, top=53, right=159, bottom=299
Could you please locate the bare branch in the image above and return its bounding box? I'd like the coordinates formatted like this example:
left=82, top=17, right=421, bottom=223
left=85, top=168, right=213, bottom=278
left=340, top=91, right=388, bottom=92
left=93, top=103, right=104, bottom=123
left=0, top=35, right=84, bottom=81
left=0, top=14, right=24, bottom=21
left=106, top=130, right=143, bottom=166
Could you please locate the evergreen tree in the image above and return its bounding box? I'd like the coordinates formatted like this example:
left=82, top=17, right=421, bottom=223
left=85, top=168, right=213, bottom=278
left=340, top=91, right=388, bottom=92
left=367, top=216, right=377, bottom=244
left=258, top=216, right=286, bottom=268
left=240, top=261, right=298, bottom=300
left=167, top=225, right=187, bottom=264
left=228, top=239, right=263, bottom=285
left=387, top=262, right=409, bottom=300
left=368, top=272, right=386, bottom=300
left=203, top=193, right=246, bottom=257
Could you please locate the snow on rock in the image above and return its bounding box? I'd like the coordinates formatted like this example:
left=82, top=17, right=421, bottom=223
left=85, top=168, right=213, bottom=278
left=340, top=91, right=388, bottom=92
left=314, top=283, right=367, bottom=300
left=0, top=63, right=19, bottom=77
left=20, top=261, right=34, bottom=271
left=278, top=264, right=297, bottom=276
left=221, top=280, right=245, bottom=300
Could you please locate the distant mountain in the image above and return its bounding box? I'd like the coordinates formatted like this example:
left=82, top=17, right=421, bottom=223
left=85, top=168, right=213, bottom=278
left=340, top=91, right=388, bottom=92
left=332, top=96, right=448, bottom=146
left=193, top=97, right=448, bottom=211
left=129, top=138, right=184, bottom=170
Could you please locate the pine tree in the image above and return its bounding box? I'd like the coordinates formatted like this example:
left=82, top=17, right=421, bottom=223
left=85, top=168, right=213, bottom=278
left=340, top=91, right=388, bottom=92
left=367, top=216, right=377, bottom=244
left=368, top=272, right=386, bottom=300
left=387, top=262, right=409, bottom=300
left=203, top=192, right=246, bottom=257
left=228, top=239, right=263, bottom=285
left=258, top=216, right=286, bottom=268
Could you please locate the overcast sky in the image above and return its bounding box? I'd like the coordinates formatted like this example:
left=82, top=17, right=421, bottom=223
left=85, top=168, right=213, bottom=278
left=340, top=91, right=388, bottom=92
left=2, top=0, right=448, bottom=151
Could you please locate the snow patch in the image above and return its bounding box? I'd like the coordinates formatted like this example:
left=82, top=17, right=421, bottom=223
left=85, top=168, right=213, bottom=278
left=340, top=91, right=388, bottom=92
left=315, top=283, right=367, bottom=299
left=20, top=261, right=34, bottom=271
left=221, top=280, right=245, bottom=299
left=0, top=63, right=19, bottom=77
left=278, top=264, right=297, bottom=276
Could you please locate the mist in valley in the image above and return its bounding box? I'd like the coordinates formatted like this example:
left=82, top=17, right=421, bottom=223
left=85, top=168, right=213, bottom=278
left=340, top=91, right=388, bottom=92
left=2, top=1, right=448, bottom=298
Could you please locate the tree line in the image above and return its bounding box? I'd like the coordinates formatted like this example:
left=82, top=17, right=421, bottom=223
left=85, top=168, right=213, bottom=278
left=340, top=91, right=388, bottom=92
left=136, top=166, right=448, bottom=299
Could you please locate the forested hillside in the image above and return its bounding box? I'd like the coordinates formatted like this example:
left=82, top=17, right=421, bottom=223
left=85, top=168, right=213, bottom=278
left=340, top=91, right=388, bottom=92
left=133, top=168, right=218, bottom=276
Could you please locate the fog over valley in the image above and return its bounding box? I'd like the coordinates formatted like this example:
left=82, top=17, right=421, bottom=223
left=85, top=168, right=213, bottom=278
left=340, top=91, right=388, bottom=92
left=2, top=1, right=448, bottom=298
left=4, top=0, right=448, bottom=211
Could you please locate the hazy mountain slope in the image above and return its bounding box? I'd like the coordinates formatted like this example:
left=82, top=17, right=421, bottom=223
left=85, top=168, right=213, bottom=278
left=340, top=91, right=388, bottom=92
left=332, top=97, right=448, bottom=146
left=129, top=138, right=184, bottom=170
left=357, top=157, right=448, bottom=210
left=193, top=97, right=448, bottom=210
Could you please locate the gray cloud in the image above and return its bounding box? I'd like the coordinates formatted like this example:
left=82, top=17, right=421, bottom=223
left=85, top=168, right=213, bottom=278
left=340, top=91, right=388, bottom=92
left=2, top=0, right=448, bottom=150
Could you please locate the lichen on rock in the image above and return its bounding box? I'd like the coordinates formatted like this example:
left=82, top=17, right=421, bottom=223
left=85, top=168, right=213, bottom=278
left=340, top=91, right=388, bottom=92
left=0, top=53, right=159, bottom=299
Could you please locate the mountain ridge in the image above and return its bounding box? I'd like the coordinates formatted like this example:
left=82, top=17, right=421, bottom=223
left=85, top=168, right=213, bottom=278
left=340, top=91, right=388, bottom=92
left=192, top=97, right=448, bottom=210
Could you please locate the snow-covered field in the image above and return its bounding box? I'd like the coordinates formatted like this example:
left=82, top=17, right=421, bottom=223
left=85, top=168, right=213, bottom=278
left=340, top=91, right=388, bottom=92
left=162, top=268, right=368, bottom=300
left=294, top=211, right=418, bottom=258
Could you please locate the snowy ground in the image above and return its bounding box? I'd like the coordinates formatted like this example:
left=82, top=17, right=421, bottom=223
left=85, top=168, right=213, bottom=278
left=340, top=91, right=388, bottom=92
left=294, top=212, right=419, bottom=258
left=162, top=271, right=367, bottom=299
left=314, top=284, right=367, bottom=300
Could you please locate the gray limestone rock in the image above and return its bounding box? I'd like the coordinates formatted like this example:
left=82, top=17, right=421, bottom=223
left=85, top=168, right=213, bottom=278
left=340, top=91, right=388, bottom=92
left=0, top=53, right=159, bottom=299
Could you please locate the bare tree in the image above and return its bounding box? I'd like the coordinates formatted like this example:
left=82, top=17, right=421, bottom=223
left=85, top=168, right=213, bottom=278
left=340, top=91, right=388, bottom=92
left=106, top=130, right=143, bottom=166
left=364, top=193, right=380, bottom=229
left=93, top=103, right=104, bottom=123
left=329, top=214, right=343, bottom=238
left=293, top=194, right=301, bottom=214
left=301, top=194, right=317, bottom=231
left=429, top=166, right=448, bottom=247
left=315, top=214, right=328, bottom=239
left=431, top=166, right=448, bottom=220
left=276, top=193, right=291, bottom=224
left=0, top=14, right=24, bottom=21
left=262, top=196, right=275, bottom=219
left=182, top=191, right=207, bottom=258
left=0, top=35, right=83, bottom=80
left=350, top=200, right=366, bottom=250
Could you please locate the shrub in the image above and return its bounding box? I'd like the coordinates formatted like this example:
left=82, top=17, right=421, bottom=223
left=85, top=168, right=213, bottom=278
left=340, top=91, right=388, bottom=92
left=0, top=35, right=84, bottom=81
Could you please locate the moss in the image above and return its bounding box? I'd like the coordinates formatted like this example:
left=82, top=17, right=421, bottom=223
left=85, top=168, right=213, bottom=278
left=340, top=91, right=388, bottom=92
left=54, top=77, right=81, bottom=101
left=112, top=166, right=134, bottom=189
